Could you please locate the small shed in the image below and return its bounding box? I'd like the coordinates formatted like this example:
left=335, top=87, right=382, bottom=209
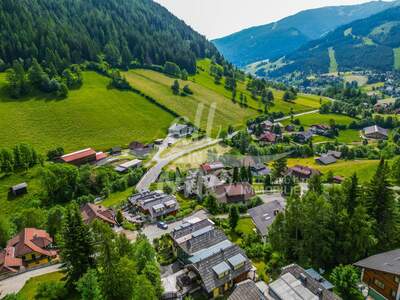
left=111, top=146, right=122, bottom=155
left=10, top=183, right=28, bottom=196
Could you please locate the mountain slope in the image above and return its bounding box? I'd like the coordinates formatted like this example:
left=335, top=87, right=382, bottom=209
left=268, top=6, right=400, bottom=77
left=0, top=0, right=220, bottom=73
left=213, top=0, right=400, bottom=67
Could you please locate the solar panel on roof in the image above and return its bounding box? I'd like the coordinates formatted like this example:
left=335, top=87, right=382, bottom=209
left=189, top=239, right=232, bottom=263
left=192, top=226, right=213, bottom=238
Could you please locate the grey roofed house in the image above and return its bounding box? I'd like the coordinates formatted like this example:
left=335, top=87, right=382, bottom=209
left=354, top=248, right=400, bottom=276
left=363, top=125, right=389, bottom=139
left=268, top=264, right=341, bottom=300
left=248, top=201, right=284, bottom=237
left=315, top=155, right=337, bottom=165
left=326, top=150, right=342, bottom=159
left=129, top=190, right=179, bottom=219
left=293, top=130, right=313, bottom=143
left=228, top=279, right=266, bottom=300
left=305, top=268, right=334, bottom=290
left=171, top=217, right=214, bottom=240
left=174, top=225, right=228, bottom=257
left=169, top=123, right=194, bottom=138
left=188, top=244, right=252, bottom=294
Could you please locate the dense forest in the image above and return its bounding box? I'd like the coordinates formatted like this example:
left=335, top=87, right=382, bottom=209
left=0, top=0, right=221, bottom=74
left=269, top=6, right=400, bottom=77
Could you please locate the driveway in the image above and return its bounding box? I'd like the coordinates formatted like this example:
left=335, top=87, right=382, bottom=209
left=274, top=109, right=319, bottom=122
left=0, top=264, right=62, bottom=298
left=141, top=209, right=208, bottom=241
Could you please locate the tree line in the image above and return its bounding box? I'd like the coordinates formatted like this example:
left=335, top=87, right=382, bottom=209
left=0, top=0, right=221, bottom=75
left=0, top=143, right=40, bottom=173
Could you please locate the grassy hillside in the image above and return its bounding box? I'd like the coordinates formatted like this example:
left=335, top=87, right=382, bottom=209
left=328, top=47, right=338, bottom=73
left=0, top=71, right=174, bottom=153
left=124, top=68, right=259, bottom=136
left=394, top=47, right=400, bottom=69
left=124, top=59, right=326, bottom=136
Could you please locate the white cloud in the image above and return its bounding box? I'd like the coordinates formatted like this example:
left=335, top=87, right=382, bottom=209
left=154, top=0, right=379, bottom=39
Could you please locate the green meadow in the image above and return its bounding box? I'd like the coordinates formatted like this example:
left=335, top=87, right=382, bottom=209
left=0, top=71, right=174, bottom=153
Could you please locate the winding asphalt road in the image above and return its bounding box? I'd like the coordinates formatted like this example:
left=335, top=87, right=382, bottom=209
left=136, top=137, right=223, bottom=192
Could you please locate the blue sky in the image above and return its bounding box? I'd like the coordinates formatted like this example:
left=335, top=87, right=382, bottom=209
left=155, top=0, right=381, bottom=39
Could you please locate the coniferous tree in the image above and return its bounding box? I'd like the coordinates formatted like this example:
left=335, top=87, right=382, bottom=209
left=60, top=202, right=94, bottom=289
left=342, top=173, right=359, bottom=215
left=229, top=206, right=239, bottom=231
left=366, top=159, right=400, bottom=250
left=308, top=174, right=323, bottom=195
left=272, top=157, right=287, bottom=180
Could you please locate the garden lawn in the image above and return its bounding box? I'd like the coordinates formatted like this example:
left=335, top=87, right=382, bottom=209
left=124, top=69, right=258, bottom=136
left=101, top=188, right=132, bottom=208
left=313, top=129, right=362, bottom=143
left=0, top=71, right=174, bottom=153
left=286, top=158, right=380, bottom=183
left=17, top=271, right=75, bottom=300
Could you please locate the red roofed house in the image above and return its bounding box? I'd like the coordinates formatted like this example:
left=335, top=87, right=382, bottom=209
left=81, top=203, right=117, bottom=226
left=288, top=165, right=321, bottom=182
left=7, top=228, right=57, bottom=268
left=212, top=183, right=255, bottom=204
left=0, top=247, right=23, bottom=275
left=200, top=161, right=225, bottom=175
left=61, top=148, right=97, bottom=166
left=259, top=131, right=277, bottom=144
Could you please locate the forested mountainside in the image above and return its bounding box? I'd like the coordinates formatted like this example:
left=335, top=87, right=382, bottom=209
left=213, top=0, right=400, bottom=67
left=266, top=6, right=400, bottom=77
left=0, top=0, right=221, bottom=74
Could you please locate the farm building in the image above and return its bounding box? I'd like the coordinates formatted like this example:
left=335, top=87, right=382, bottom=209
left=315, top=155, right=337, bottom=165
left=115, top=159, right=142, bottom=173
left=200, top=161, right=225, bottom=175
left=10, top=183, right=28, bottom=196
left=363, top=125, right=388, bottom=140
left=60, top=148, right=106, bottom=166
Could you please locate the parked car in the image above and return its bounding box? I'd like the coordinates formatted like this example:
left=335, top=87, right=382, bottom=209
left=157, top=221, right=168, bottom=230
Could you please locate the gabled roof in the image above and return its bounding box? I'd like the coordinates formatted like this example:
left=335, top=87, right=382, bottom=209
left=129, top=191, right=179, bottom=218
left=248, top=201, right=284, bottom=236
left=190, top=244, right=252, bottom=293
left=354, top=248, right=400, bottom=275
left=200, top=161, right=224, bottom=173
left=228, top=279, right=266, bottom=300
left=61, top=148, right=96, bottom=163
left=7, top=228, right=57, bottom=258
left=363, top=125, right=388, bottom=137
left=0, top=247, right=23, bottom=273
left=316, top=155, right=337, bottom=165
left=288, top=165, right=321, bottom=177
left=81, top=203, right=116, bottom=225
left=172, top=218, right=214, bottom=240
left=11, top=182, right=28, bottom=192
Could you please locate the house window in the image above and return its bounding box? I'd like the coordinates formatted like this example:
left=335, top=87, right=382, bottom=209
left=391, top=289, right=396, bottom=298
left=218, top=271, right=229, bottom=279
left=233, top=262, right=245, bottom=270
left=374, top=279, right=384, bottom=289
left=395, top=276, right=399, bottom=284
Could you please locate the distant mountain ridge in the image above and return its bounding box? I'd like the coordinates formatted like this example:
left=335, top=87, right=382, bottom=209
left=213, top=0, right=400, bottom=67
left=266, top=5, right=400, bottom=77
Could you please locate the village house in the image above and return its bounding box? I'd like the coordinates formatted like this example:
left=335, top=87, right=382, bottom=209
left=292, top=130, right=313, bottom=144
left=310, top=124, right=331, bottom=136
left=287, top=165, right=321, bottom=181
left=268, top=264, right=339, bottom=300
left=111, top=146, right=122, bottom=155
left=183, top=170, right=224, bottom=198
left=10, top=182, right=28, bottom=197
left=128, top=141, right=154, bottom=157
left=169, top=123, right=194, bottom=138
left=363, top=125, right=389, bottom=140
left=248, top=200, right=284, bottom=238
left=80, top=203, right=117, bottom=226
left=5, top=228, right=57, bottom=269
left=129, top=190, right=179, bottom=220
left=0, top=247, right=23, bottom=276
left=259, top=131, right=277, bottom=144
left=228, top=279, right=267, bottom=300
left=166, top=217, right=253, bottom=299
left=212, top=182, right=255, bottom=204
left=251, top=164, right=271, bottom=177
left=114, top=159, right=142, bottom=173
left=60, top=148, right=107, bottom=166
left=354, top=248, right=400, bottom=300
left=200, top=161, right=225, bottom=175
left=315, top=154, right=337, bottom=165
left=326, top=150, right=342, bottom=159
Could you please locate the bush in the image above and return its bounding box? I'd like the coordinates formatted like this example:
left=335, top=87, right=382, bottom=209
left=35, top=282, right=67, bottom=300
